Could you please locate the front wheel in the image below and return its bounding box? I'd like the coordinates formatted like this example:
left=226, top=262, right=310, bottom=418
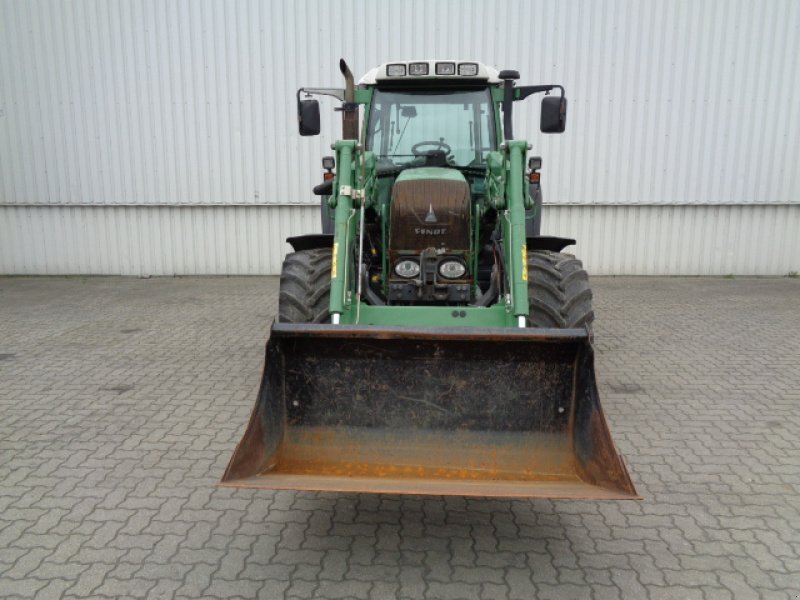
left=526, top=250, right=594, bottom=329
left=278, top=248, right=332, bottom=324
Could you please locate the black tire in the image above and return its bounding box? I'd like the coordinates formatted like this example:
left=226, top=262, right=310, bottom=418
left=278, top=248, right=332, bottom=323
left=527, top=250, right=594, bottom=329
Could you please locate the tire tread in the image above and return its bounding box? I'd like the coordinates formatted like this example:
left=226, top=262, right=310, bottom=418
left=527, top=250, right=594, bottom=330
left=278, top=248, right=332, bottom=324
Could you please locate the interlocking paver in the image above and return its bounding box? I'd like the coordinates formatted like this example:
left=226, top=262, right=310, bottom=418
left=1, top=276, right=799, bottom=599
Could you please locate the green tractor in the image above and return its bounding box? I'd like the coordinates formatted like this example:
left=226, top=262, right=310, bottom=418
left=221, top=60, right=638, bottom=499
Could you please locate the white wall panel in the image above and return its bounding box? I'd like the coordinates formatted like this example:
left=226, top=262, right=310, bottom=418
left=1, top=0, right=799, bottom=275
left=0, top=205, right=318, bottom=276
left=545, top=204, right=800, bottom=276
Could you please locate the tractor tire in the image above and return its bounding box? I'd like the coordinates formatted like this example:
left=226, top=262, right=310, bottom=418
left=527, top=250, right=594, bottom=329
left=278, top=248, right=332, bottom=324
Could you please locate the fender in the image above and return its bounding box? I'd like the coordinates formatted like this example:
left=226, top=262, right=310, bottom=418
left=526, top=235, right=576, bottom=252
left=313, top=180, right=333, bottom=196
left=286, top=234, right=333, bottom=252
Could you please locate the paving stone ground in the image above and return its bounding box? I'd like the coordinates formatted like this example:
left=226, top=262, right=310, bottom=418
left=0, top=275, right=798, bottom=600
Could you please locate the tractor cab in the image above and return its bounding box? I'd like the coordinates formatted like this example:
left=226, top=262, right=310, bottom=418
left=360, top=61, right=501, bottom=181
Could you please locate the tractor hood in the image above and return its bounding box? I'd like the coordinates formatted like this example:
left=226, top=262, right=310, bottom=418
left=389, top=166, right=472, bottom=296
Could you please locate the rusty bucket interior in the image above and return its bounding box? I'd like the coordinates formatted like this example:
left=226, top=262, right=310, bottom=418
left=220, top=323, right=639, bottom=499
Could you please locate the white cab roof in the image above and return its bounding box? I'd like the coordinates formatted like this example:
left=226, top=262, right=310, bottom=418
left=358, top=60, right=501, bottom=85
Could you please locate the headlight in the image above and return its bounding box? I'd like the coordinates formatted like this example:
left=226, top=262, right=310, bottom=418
left=395, top=260, right=420, bottom=278
left=458, top=63, right=479, bottom=76
left=435, top=62, right=456, bottom=75
left=408, top=62, right=429, bottom=76
left=438, top=260, right=466, bottom=279
left=386, top=64, right=406, bottom=77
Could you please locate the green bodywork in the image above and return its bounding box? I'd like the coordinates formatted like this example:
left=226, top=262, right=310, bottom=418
left=395, top=167, right=467, bottom=183
left=325, top=84, right=533, bottom=328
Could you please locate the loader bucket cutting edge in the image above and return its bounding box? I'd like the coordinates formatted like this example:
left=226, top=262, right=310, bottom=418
left=220, top=323, right=639, bottom=499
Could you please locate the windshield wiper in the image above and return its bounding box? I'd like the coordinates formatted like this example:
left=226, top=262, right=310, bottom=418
left=392, top=116, right=413, bottom=154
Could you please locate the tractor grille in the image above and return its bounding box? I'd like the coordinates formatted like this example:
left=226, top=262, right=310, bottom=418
left=389, top=178, right=471, bottom=253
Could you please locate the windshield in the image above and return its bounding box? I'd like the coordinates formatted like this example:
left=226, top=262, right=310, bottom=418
left=366, top=89, right=495, bottom=169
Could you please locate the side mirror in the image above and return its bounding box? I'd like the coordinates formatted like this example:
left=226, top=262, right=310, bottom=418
left=540, top=96, right=567, bottom=133
left=298, top=99, right=321, bottom=136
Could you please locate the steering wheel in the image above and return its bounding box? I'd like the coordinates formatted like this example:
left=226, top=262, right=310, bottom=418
left=411, top=140, right=452, bottom=156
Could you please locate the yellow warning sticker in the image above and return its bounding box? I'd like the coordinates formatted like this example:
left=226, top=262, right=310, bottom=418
left=521, top=244, right=528, bottom=281
left=331, top=243, right=338, bottom=279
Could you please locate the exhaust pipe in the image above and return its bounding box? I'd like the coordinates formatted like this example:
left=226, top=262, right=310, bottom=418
left=340, top=59, right=359, bottom=140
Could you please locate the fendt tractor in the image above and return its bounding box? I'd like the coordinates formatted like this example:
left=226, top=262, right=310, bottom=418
left=221, top=60, right=639, bottom=499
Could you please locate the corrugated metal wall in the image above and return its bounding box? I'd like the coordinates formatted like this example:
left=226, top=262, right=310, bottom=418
left=1, top=0, right=798, bottom=275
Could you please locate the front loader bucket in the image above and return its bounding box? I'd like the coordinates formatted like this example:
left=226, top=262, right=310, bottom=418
left=221, top=323, right=639, bottom=499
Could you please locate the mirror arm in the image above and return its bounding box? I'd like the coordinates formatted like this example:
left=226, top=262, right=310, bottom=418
left=297, top=87, right=346, bottom=101
left=515, top=84, right=565, bottom=102
left=296, top=88, right=303, bottom=121
left=296, top=87, right=346, bottom=125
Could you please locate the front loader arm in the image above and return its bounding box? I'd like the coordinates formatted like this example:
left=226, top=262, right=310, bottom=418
left=327, top=141, right=377, bottom=323
left=328, top=140, right=357, bottom=323
left=486, top=140, right=532, bottom=325
left=504, top=140, right=532, bottom=326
